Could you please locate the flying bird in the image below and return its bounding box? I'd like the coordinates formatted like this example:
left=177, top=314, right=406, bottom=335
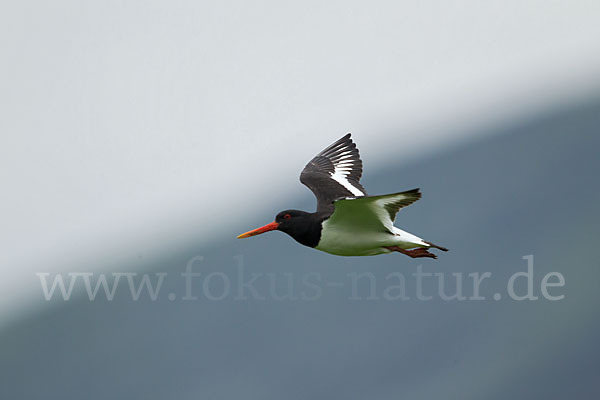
left=237, top=134, right=448, bottom=258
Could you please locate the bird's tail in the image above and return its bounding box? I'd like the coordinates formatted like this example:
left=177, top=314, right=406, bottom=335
left=425, top=241, right=448, bottom=252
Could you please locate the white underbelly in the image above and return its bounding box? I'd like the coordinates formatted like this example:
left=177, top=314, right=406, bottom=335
left=315, top=220, right=424, bottom=256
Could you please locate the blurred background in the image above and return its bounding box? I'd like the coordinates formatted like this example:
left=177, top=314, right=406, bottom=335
left=2, top=1, right=600, bottom=399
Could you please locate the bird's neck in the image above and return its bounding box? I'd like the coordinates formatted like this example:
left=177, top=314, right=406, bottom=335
left=285, top=212, right=325, bottom=248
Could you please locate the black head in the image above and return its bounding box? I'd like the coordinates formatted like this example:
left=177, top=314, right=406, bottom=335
left=237, top=209, right=322, bottom=248
left=274, top=209, right=311, bottom=229
left=275, top=209, right=322, bottom=247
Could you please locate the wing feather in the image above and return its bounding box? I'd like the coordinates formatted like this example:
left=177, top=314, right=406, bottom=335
left=300, top=134, right=367, bottom=213
left=329, top=189, right=421, bottom=233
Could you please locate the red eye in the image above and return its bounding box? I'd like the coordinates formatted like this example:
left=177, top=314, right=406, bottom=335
left=283, top=213, right=291, bottom=220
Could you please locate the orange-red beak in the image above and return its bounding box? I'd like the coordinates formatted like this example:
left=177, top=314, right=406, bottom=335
left=237, top=221, right=279, bottom=239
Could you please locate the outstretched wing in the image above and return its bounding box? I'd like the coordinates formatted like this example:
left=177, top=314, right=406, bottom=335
left=328, top=189, right=421, bottom=233
left=300, top=133, right=367, bottom=213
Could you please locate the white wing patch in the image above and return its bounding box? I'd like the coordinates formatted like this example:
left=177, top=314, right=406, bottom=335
left=330, top=190, right=422, bottom=234
left=329, top=151, right=365, bottom=196
left=370, top=197, right=397, bottom=231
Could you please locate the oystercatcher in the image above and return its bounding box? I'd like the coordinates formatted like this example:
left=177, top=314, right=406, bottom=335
left=237, top=134, right=448, bottom=258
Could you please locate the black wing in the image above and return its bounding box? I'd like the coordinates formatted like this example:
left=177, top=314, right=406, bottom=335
left=300, top=133, right=367, bottom=213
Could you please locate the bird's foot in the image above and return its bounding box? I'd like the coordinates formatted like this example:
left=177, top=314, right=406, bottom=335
left=385, top=246, right=437, bottom=259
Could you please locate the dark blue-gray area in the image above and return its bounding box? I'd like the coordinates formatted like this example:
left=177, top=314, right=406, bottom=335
left=1, top=98, right=599, bottom=400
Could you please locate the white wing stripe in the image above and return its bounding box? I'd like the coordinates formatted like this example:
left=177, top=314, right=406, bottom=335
left=330, top=171, right=365, bottom=196
left=372, top=199, right=395, bottom=231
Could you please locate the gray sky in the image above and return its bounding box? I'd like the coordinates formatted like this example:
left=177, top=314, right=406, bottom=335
left=2, top=0, right=600, bottom=326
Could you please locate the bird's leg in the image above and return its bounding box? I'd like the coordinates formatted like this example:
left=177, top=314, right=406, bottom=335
left=384, top=246, right=437, bottom=259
